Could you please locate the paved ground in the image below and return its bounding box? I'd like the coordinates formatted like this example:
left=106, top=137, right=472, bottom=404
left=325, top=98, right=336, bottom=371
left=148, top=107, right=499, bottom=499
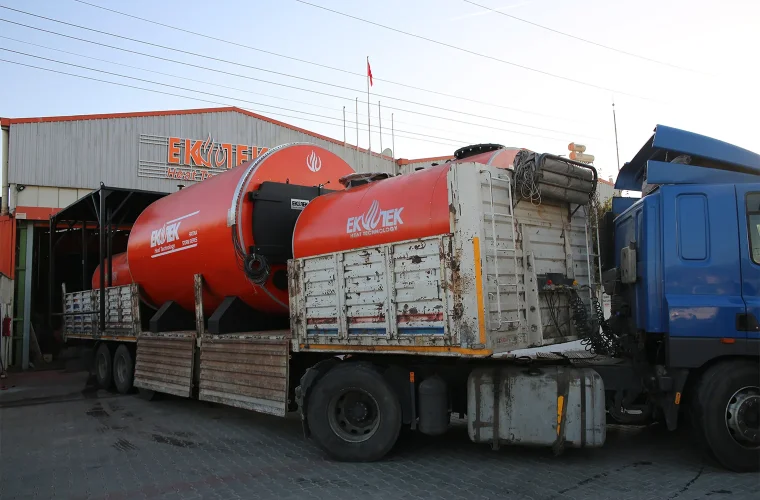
left=1, top=370, right=757, bottom=500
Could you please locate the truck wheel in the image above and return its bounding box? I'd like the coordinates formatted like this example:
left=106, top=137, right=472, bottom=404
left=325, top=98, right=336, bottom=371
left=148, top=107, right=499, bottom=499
left=695, top=361, right=759, bottom=472
left=112, top=345, right=135, bottom=395
left=94, top=343, right=112, bottom=389
left=307, top=363, right=401, bottom=461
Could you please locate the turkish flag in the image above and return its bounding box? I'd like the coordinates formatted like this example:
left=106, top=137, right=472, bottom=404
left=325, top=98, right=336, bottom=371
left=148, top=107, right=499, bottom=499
left=367, top=59, right=373, bottom=86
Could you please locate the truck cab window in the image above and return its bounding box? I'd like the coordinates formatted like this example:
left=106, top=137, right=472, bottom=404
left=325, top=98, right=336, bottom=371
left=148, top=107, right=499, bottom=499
left=746, top=193, right=760, bottom=263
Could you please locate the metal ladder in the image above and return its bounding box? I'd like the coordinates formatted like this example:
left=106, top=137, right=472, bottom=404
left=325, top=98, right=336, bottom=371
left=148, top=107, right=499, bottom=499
left=582, top=200, right=604, bottom=304
left=481, top=170, right=521, bottom=330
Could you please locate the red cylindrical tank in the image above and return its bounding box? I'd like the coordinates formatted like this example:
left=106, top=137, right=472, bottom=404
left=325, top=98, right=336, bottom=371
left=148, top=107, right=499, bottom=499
left=292, top=146, right=525, bottom=259
left=452, top=147, right=521, bottom=169
left=92, top=252, right=131, bottom=289
left=293, top=164, right=451, bottom=259
left=125, top=144, right=354, bottom=315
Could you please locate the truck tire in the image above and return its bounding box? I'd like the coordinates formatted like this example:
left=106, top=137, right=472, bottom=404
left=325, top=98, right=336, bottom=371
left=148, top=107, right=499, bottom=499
left=307, top=363, right=401, bottom=462
left=94, top=343, right=113, bottom=389
left=112, top=345, right=135, bottom=395
left=694, top=360, right=759, bottom=472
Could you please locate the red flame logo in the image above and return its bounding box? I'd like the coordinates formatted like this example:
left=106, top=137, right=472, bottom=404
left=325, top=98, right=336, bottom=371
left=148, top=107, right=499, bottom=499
left=200, top=134, right=213, bottom=167
left=198, top=134, right=226, bottom=168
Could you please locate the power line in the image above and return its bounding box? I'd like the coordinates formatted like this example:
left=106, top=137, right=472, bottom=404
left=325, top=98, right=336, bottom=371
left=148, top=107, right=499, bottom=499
left=0, top=35, right=344, bottom=115
left=462, top=0, right=706, bottom=75
left=0, top=49, right=475, bottom=147
left=71, top=0, right=573, bottom=122
left=0, top=57, right=465, bottom=149
left=293, top=0, right=657, bottom=101
left=0, top=17, right=604, bottom=143
left=0, top=6, right=591, bottom=138
left=0, top=34, right=489, bottom=144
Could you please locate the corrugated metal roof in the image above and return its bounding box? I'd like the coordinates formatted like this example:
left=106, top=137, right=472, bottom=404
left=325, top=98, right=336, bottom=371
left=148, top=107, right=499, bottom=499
left=1, top=106, right=393, bottom=162
left=7, top=109, right=398, bottom=192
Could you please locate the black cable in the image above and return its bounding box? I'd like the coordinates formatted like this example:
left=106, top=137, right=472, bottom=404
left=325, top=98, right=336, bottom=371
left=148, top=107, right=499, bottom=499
left=462, top=0, right=707, bottom=75
left=570, top=288, right=616, bottom=356
left=293, top=0, right=657, bottom=101
left=0, top=35, right=344, bottom=115
left=71, top=0, right=578, bottom=122
left=0, top=10, right=606, bottom=141
left=546, top=291, right=563, bottom=337
left=0, top=48, right=476, bottom=146
left=244, top=254, right=270, bottom=286
left=546, top=290, right=572, bottom=338
left=0, top=57, right=463, bottom=149
left=0, top=35, right=484, bottom=145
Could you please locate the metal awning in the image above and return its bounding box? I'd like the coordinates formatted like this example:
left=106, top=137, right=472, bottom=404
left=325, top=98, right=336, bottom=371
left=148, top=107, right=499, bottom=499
left=52, top=183, right=166, bottom=226
left=49, top=183, right=167, bottom=333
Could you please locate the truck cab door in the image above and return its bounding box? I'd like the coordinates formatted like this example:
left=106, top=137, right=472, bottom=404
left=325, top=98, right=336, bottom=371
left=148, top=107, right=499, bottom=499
left=735, top=186, right=760, bottom=339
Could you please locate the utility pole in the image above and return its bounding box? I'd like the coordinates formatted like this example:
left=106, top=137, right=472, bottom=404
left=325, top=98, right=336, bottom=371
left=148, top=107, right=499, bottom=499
left=613, top=101, right=621, bottom=171
left=366, top=57, right=372, bottom=167
left=378, top=101, right=383, bottom=156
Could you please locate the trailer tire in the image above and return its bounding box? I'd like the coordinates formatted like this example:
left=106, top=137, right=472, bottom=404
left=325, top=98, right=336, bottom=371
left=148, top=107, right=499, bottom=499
left=307, top=363, right=401, bottom=462
left=113, top=345, right=134, bottom=395
left=94, top=343, right=113, bottom=389
left=694, top=360, right=759, bottom=472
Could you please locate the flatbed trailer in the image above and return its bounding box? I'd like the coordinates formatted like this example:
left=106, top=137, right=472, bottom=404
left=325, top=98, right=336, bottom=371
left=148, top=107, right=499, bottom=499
left=59, top=129, right=760, bottom=472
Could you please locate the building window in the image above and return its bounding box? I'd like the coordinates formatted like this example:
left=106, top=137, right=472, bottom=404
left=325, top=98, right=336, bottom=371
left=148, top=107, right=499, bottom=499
left=746, top=193, right=760, bottom=264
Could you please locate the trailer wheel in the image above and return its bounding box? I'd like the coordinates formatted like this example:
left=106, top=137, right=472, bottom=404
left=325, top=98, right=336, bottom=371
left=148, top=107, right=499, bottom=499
left=112, top=345, right=135, bottom=395
left=695, top=360, right=759, bottom=472
left=94, top=343, right=113, bottom=389
left=307, top=363, right=401, bottom=462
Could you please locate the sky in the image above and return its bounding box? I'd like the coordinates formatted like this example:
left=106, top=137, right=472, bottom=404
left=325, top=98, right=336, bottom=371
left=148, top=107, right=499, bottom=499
left=0, top=0, right=758, bottom=183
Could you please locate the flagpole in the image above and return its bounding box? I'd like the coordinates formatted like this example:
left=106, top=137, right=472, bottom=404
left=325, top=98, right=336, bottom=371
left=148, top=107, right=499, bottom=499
left=366, top=56, right=372, bottom=168
left=355, top=97, right=359, bottom=168
left=355, top=98, right=359, bottom=152
left=378, top=101, right=383, bottom=156
left=391, top=112, right=396, bottom=170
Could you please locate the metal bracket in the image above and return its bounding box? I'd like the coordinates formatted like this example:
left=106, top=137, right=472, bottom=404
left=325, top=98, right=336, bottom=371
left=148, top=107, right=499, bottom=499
left=658, top=368, right=689, bottom=431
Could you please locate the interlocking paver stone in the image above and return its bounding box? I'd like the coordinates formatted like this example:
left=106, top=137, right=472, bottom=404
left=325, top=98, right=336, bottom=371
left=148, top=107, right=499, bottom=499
left=1, top=374, right=758, bottom=500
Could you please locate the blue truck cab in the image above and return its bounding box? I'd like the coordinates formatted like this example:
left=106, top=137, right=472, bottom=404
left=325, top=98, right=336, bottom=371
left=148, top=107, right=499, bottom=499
left=603, top=125, right=760, bottom=472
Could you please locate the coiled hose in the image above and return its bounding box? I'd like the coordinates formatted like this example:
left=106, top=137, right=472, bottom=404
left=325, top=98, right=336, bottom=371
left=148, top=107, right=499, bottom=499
left=244, top=253, right=270, bottom=286
left=570, top=289, right=617, bottom=356
left=513, top=151, right=542, bottom=205
left=232, top=226, right=271, bottom=286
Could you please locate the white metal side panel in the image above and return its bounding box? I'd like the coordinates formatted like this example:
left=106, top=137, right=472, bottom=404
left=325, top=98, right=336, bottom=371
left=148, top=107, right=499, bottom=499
left=298, top=255, right=340, bottom=337
left=392, top=238, right=448, bottom=337
left=291, top=236, right=458, bottom=353
left=451, top=162, right=597, bottom=353
left=63, top=284, right=139, bottom=341
left=344, top=247, right=387, bottom=337
left=63, top=290, right=95, bottom=337
left=447, top=164, right=489, bottom=349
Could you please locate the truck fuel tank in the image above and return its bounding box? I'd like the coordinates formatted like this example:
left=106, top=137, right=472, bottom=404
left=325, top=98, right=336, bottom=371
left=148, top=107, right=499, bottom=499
left=467, top=366, right=606, bottom=449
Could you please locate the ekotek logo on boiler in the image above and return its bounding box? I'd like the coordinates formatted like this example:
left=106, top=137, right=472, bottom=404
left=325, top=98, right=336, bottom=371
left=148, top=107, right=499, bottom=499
left=346, top=200, right=404, bottom=237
